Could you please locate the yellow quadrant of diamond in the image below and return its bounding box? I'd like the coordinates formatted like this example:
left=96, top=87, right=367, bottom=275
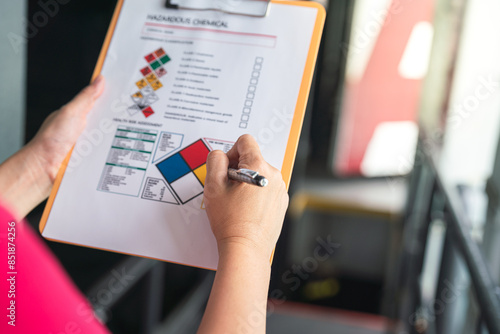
left=194, top=164, right=207, bottom=186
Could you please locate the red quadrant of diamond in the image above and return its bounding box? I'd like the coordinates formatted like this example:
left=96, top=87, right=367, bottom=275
left=142, top=107, right=154, bottom=118
left=180, top=140, right=210, bottom=170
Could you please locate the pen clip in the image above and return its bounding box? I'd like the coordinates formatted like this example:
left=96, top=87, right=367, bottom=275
left=237, top=169, right=260, bottom=179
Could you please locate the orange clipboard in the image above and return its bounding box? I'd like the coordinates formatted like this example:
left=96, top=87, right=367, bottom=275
left=39, top=0, right=325, bottom=270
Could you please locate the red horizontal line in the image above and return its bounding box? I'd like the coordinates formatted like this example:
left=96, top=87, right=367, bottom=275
left=145, top=22, right=277, bottom=39
left=146, top=34, right=275, bottom=48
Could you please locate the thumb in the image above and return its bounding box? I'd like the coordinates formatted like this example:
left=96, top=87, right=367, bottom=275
left=62, top=75, right=105, bottom=117
left=205, top=150, right=229, bottom=190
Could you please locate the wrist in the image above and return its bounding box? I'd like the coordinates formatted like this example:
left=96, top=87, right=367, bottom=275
left=217, top=237, right=274, bottom=265
left=0, top=144, right=53, bottom=219
left=24, top=139, right=60, bottom=186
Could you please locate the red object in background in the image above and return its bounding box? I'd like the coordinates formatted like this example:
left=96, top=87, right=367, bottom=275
left=335, top=0, right=435, bottom=176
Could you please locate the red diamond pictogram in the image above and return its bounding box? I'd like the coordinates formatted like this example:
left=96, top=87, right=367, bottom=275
left=141, top=66, right=152, bottom=76
left=145, top=53, right=156, bottom=63
left=142, top=107, right=154, bottom=118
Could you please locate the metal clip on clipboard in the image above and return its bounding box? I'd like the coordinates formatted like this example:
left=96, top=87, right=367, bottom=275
left=166, top=0, right=271, bottom=17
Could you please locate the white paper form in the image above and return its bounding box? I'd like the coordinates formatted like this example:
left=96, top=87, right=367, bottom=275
left=42, top=0, right=319, bottom=270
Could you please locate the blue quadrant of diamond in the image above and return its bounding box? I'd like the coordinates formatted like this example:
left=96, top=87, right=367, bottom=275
left=157, top=153, right=191, bottom=183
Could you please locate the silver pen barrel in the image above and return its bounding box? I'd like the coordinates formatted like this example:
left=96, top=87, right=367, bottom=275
left=228, top=168, right=268, bottom=187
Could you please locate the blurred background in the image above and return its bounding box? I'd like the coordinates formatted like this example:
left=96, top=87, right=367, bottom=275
left=1, top=0, right=500, bottom=333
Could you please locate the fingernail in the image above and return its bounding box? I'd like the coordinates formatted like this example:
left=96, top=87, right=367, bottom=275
left=93, top=74, right=103, bottom=85
left=92, top=75, right=105, bottom=96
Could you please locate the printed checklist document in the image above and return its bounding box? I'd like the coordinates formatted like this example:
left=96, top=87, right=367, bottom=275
left=40, top=0, right=325, bottom=270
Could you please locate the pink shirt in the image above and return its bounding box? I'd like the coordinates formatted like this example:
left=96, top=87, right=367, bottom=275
left=0, top=202, right=110, bottom=333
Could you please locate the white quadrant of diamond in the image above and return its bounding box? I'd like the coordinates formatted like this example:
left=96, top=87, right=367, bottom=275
left=170, top=172, right=204, bottom=204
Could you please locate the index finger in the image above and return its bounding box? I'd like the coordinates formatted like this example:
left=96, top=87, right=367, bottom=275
left=205, top=150, right=230, bottom=188
left=226, top=135, right=264, bottom=170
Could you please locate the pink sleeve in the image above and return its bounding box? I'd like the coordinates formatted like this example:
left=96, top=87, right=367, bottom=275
left=0, top=202, right=110, bottom=333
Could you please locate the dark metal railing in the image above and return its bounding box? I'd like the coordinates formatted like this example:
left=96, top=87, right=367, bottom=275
left=431, top=160, right=500, bottom=334
left=401, top=140, right=500, bottom=334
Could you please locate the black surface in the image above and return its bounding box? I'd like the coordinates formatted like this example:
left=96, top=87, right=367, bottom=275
left=308, top=0, right=354, bottom=176
left=26, top=0, right=117, bottom=142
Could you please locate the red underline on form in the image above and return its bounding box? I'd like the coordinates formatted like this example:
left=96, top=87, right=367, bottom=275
left=144, top=22, right=277, bottom=40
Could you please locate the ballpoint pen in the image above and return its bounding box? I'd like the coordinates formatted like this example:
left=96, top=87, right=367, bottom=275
left=228, top=168, right=268, bottom=187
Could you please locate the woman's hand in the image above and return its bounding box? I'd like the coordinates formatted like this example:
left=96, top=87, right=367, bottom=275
left=0, top=76, right=104, bottom=220
left=28, top=75, right=105, bottom=183
left=204, top=134, right=289, bottom=260
left=199, top=134, right=289, bottom=334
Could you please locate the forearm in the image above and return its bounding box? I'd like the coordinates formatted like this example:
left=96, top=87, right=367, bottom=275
left=0, top=143, right=52, bottom=220
left=198, top=242, right=271, bottom=334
